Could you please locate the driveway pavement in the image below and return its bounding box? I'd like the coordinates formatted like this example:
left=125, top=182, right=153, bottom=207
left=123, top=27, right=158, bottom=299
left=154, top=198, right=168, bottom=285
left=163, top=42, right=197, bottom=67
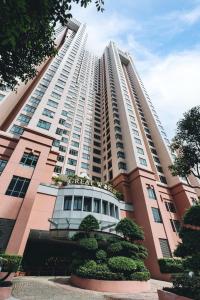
left=10, top=276, right=172, bottom=300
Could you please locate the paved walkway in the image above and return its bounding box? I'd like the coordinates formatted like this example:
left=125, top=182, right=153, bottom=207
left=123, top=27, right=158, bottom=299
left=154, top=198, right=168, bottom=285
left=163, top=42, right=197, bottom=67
left=10, top=276, right=172, bottom=300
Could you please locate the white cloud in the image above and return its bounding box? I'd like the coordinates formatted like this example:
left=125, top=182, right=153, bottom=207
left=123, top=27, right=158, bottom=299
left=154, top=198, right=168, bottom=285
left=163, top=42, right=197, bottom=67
left=140, top=48, right=200, bottom=139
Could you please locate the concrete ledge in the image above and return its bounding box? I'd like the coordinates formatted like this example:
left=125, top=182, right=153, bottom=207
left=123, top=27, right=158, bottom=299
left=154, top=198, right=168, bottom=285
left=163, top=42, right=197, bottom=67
left=158, top=289, right=192, bottom=300
left=70, top=275, right=150, bottom=293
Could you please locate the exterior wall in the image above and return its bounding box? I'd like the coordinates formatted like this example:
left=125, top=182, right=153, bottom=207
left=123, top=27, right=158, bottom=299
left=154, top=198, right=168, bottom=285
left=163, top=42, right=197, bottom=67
left=0, top=128, right=58, bottom=255
left=112, top=168, right=194, bottom=280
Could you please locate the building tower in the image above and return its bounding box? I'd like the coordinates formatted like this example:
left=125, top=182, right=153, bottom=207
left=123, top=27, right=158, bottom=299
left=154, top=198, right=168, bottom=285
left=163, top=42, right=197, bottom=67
left=0, top=19, right=199, bottom=279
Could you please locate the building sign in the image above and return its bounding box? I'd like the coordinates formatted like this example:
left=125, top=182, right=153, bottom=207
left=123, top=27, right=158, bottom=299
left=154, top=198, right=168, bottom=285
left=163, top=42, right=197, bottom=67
left=53, top=175, right=122, bottom=199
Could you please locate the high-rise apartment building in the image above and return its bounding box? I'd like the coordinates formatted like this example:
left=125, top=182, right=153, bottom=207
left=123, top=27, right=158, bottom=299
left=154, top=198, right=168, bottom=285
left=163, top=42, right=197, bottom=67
left=0, top=19, right=199, bottom=279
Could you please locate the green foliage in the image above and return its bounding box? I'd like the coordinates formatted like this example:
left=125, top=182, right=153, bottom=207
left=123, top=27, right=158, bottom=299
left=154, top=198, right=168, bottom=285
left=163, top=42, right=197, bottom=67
left=115, top=218, right=144, bottom=241
left=169, top=106, right=200, bottom=186
left=161, top=204, right=200, bottom=299
left=79, top=238, right=98, bottom=251
left=128, top=271, right=150, bottom=281
left=158, top=258, right=183, bottom=274
left=0, top=0, right=104, bottom=89
left=108, top=256, right=137, bottom=273
left=183, top=203, right=200, bottom=226
left=96, top=250, right=107, bottom=262
left=0, top=254, right=22, bottom=272
left=79, top=215, right=99, bottom=234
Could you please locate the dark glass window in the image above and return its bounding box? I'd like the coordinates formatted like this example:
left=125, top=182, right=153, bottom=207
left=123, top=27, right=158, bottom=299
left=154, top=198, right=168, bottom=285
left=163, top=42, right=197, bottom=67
left=93, top=198, right=101, bottom=213
left=93, top=166, right=101, bottom=173
left=102, top=200, right=108, bottom=215
left=6, top=176, right=30, bottom=198
left=147, top=186, right=157, bottom=199
left=73, top=196, right=82, bottom=211
left=93, top=157, right=101, bottom=164
left=159, top=238, right=171, bottom=258
left=64, top=196, right=72, bottom=210
left=83, top=197, right=92, bottom=212
left=110, top=203, right=115, bottom=217
left=160, top=176, right=167, bottom=184
left=152, top=207, right=162, bottom=223
left=0, top=159, right=8, bottom=174
left=165, top=202, right=176, bottom=213
left=118, top=162, right=127, bottom=170
left=37, top=119, right=51, bottom=130
left=170, top=219, right=180, bottom=232
left=20, top=152, right=39, bottom=168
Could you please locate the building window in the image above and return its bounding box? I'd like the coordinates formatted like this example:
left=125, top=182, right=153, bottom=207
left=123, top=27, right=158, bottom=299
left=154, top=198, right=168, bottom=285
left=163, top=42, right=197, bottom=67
left=117, top=151, right=125, bottom=159
left=59, top=145, right=67, bottom=152
left=73, top=196, right=82, bottom=211
left=54, top=166, right=62, bottom=173
left=17, top=114, right=31, bottom=124
left=47, top=99, right=58, bottom=108
left=152, top=207, right=162, bottom=223
left=10, top=125, right=24, bottom=135
left=93, top=198, right=101, bottom=213
left=68, top=158, right=77, bottom=166
left=20, top=152, right=39, bottom=168
left=118, top=162, right=127, bottom=170
left=83, top=197, right=92, bottom=212
left=69, top=149, right=78, bottom=156
left=65, top=168, right=75, bottom=176
left=134, top=137, right=142, bottom=145
left=116, top=142, right=124, bottom=149
left=23, top=104, right=36, bottom=113
left=57, top=155, right=64, bottom=162
left=137, top=147, right=144, bottom=155
left=139, top=157, right=147, bottom=166
left=37, top=119, right=51, bottom=130
left=170, top=219, right=180, bottom=232
left=102, top=200, right=108, bottom=215
left=93, top=166, right=101, bottom=173
left=147, top=186, right=157, bottom=199
left=82, top=153, right=90, bottom=160
left=64, top=196, right=72, bottom=210
left=156, top=165, right=164, bottom=173
left=71, top=141, right=79, bottom=148
left=110, top=203, right=115, bottom=217
left=42, top=108, right=55, bottom=118
left=159, top=175, right=167, bottom=184
left=81, top=162, right=89, bottom=169
left=93, top=157, right=101, bottom=164
left=6, top=176, right=30, bottom=198
left=159, top=238, right=171, bottom=258
left=93, top=149, right=101, bottom=155
left=165, top=201, right=176, bottom=213
left=0, top=159, right=7, bottom=175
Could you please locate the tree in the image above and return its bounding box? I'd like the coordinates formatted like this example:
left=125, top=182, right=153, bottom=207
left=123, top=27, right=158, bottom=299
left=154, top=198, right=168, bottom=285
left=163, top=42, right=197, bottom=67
left=115, top=218, right=144, bottom=242
left=79, top=215, right=99, bottom=235
left=0, top=0, right=104, bottom=90
left=169, top=106, right=200, bottom=189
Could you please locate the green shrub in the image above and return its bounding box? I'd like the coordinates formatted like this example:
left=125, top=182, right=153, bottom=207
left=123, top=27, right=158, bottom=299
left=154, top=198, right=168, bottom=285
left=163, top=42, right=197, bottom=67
left=79, top=215, right=99, bottom=233
left=134, top=260, right=147, bottom=272
left=183, top=254, right=200, bottom=272
left=158, top=258, right=183, bottom=274
left=128, top=271, right=150, bottom=281
left=0, top=254, right=22, bottom=272
left=107, top=242, right=123, bottom=254
left=108, top=256, right=137, bottom=273
left=115, top=218, right=144, bottom=241
left=79, top=238, right=98, bottom=251
left=183, top=203, right=200, bottom=227
left=96, top=250, right=107, bottom=262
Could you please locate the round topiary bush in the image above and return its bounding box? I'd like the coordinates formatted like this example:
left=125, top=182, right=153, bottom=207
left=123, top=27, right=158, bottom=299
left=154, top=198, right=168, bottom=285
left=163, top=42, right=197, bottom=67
left=79, top=215, right=99, bottom=233
left=79, top=238, right=98, bottom=251
left=108, top=256, right=137, bottom=273
left=96, top=250, right=107, bottom=262
left=107, top=242, right=123, bottom=255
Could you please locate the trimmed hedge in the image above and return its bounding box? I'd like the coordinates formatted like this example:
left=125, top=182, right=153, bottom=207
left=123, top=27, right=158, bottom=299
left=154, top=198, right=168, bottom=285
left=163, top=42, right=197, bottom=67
left=79, top=238, right=98, bottom=251
left=96, top=250, right=107, bottom=262
left=128, top=271, right=150, bottom=281
left=108, top=256, right=137, bottom=273
left=0, top=254, right=22, bottom=272
left=183, top=203, right=200, bottom=227
left=158, top=258, right=183, bottom=274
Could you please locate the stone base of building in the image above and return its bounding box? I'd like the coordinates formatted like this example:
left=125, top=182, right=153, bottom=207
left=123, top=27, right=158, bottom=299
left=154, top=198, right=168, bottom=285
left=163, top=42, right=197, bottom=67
left=70, top=275, right=150, bottom=293
left=158, top=289, right=192, bottom=300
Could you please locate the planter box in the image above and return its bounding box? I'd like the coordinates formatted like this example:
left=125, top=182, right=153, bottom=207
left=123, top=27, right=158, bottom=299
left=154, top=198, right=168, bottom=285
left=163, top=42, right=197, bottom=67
left=0, top=272, right=14, bottom=300
left=70, top=275, right=150, bottom=293
left=158, top=289, right=193, bottom=300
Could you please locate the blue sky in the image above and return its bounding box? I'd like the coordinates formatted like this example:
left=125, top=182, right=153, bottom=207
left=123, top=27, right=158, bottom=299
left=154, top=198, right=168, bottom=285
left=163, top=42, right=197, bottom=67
left=72, top=0, right=200, bottom=139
